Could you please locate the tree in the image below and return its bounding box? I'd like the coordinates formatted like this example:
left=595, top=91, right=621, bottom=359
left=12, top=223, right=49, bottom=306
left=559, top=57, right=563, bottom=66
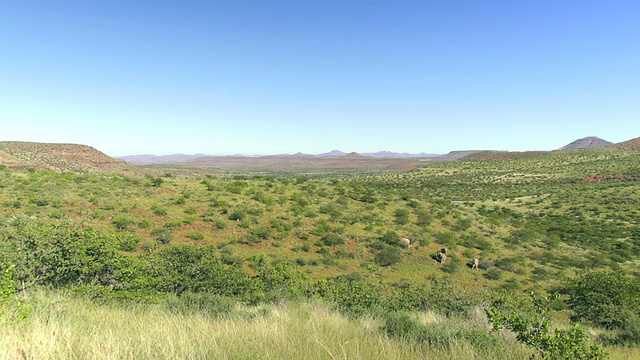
left=553, top=271, right=640, bottom=330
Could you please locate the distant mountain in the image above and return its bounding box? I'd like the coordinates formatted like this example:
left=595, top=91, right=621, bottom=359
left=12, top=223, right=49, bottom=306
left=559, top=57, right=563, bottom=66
left=314, top=150, right=440, bottom=158
left=559, top=136, right=612, bottom=150
left=0, top=141, right=138, bottom=174
left=316, top=150, right=347, bottom=158
left=438, top=150, right=488, bottom=160
left=363, top=151, right=440, bottom=158
left=118, top=154, right=207, bottom=165
left=342, top=152, right=370, bottom=159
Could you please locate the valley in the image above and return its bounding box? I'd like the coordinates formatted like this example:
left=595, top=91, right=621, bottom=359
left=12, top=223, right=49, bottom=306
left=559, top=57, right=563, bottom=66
left=1, top=138, right=639, bottom=359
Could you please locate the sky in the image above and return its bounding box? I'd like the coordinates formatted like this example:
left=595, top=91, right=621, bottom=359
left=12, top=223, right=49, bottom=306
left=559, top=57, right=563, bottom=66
left=1, top=1, right=639, bottom=156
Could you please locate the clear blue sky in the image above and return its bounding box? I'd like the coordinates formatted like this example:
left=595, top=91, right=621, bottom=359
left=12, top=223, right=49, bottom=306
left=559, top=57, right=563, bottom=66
left=1, top=1, right=639, bottom=156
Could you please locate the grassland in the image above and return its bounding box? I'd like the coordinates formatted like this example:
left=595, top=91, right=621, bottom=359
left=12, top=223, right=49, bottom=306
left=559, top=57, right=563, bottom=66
left=1, top=147, right=639, bottom=358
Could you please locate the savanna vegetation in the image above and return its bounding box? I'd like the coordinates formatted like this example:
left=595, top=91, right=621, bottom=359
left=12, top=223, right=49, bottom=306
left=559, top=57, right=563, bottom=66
left=1, top=148, right=639, bottom=359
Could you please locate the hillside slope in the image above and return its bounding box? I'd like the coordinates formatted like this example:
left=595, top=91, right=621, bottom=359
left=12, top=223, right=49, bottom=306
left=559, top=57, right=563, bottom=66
left=606, top=136, right=640, bottom=151
left=0, top=141, right=139, bottom=174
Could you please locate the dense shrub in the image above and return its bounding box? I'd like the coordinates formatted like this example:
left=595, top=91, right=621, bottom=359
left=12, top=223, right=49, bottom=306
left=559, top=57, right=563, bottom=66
left=374, top=247, right=402, bottom=267
left=394, top=209, right=410, bottom=225
left=249, top=256, right=310, bottom=302
left=149, top=245, right=258, bottom=300
left=554, top=271, right=640, bottom=331
left=113, top=215, right=135, bottom=230
left=313, top=276, right=381, bottom=315
left=317, top=233, right=345, bottom=247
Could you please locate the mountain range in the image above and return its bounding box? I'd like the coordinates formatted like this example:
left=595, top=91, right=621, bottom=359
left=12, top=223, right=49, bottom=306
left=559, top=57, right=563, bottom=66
left=1, top=136, right=636, bottom=174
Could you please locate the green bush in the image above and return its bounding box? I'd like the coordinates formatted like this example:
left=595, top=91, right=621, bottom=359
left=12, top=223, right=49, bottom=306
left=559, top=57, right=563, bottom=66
left=150, top=245, right=258, bottom=300
left=317, top=233, right=345, bottom=247
left=115, top=233, right=141, bottom=251
left=151, top=228, right=173, bottom=244
left=484, top=268, right=503, bottom=280
left=313, top=276, right=381, bottom=315
left=113, top=215, right=134, bottom=230
left=394, top=208, right=410, bottom=225
left=379, top=230, right=399, bottom=246
left=374, top=247, right=402, bottom=267
left=186, top=231, right=205, bottom=241
left=249, top=256, right=309, bottom=302
left=228, top=208, right=247, bottom=221
left=554, top=270, right=640, bottom=330
left=487, top=294, right=606, bottom=360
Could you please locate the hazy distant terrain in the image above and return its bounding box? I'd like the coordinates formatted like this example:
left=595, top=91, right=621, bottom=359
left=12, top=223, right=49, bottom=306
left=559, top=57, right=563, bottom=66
left=3, top=136, right=638, bottom=176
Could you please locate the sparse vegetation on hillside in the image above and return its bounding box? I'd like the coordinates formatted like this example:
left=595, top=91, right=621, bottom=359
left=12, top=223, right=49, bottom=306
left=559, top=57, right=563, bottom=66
left=1, top=147, right=639, bottom=358
left=0, top=141, right=138, bottom=174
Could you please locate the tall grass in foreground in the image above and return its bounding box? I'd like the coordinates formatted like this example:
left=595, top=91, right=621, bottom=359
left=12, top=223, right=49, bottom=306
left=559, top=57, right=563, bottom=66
left=1, top=290, right=637, bottom=360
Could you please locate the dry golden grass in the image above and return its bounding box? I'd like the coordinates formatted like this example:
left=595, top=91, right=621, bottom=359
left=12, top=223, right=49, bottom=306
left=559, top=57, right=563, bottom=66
left=1, top=290, right=539, bottom=360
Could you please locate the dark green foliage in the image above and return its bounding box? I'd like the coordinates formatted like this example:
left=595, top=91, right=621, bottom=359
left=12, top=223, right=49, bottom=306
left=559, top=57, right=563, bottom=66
left=313, top=276, right=381, bottom=315
left=251, top=226, right=273, bottom=240
left=554, top=271, right=640, bottom=331
left=415, top=209, right=433, bottom=227
left=149, top=245, right=257, bottom=300
left=383, top=282, right=432, bottom=311
left=150, top=177, right=164, bottom=187
left=249, top=255, right=309, bottom=302
left=113, top=215, right=135, bottom=230
left=29, top=198, right=49, bottom=207
left=270, top=218, right=292, bottom=232
left=228, top=208, right=247, bottom=221
left=374, top=247, right=402, bottom=267
left=317, top=233, right=345, bottom=247
left=440, top=259, right=460, bottom=274
left=186, top=231, right=205, bottom=241
left=484, top=268, right=503, bottom=280
left=226, top=181, right=247, bottom=194
left=379, top=230, right=399, bottom=246
left=3, top=220, right=142, bottom=292
left=114, top=233, right=141, bottom=251
left=394, top=208, right=410, bottom=225
left=452, top=217, right=472, bottom=231
left=151, top=204, right=168, bottom=216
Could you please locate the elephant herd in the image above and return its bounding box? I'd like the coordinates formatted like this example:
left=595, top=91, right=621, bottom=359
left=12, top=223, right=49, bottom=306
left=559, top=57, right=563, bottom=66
left=400, top=238, right=480, bottom=269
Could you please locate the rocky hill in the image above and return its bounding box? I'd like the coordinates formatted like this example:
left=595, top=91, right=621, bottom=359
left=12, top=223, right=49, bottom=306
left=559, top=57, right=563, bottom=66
left=0, top=141, right=139, bottom=174
left=559, top=136, right=612, bottom=150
